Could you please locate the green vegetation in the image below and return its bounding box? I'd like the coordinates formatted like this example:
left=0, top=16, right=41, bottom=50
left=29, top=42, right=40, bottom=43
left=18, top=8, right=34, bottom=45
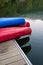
left=0, top=0, right=43, bottom=17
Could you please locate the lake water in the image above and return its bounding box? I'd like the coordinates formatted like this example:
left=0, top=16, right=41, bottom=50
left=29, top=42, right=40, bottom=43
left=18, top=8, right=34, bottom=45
left=16, top=12, right=43, bottom=65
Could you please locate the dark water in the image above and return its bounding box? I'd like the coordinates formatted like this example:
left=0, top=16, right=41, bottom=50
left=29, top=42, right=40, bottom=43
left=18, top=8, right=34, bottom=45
left=16, top=18, right=43, bottom=65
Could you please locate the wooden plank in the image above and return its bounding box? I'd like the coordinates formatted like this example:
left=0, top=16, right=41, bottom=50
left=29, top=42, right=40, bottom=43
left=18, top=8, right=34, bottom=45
left=0, top=40, right=17, bottom=56
left=0, top=40, right=29, bottom=65
left=0, top=47, right=18, bottom=56
left=8, top=59, right=27, bottom=65
left=0, top=61, right=5, bottom=65
left=1, top=54, right=23, bottom=65
left=0, top=41, right=16, bottom=47
left=0, top=40, right=16, bottom=51
left=0, top=50, right=20, bottom=61
left=0, top=40, right=16, bottom=47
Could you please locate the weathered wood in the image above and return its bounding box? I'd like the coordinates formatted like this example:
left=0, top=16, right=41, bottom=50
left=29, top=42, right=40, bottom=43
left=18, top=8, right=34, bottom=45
left=8, top=59, right=27, bottom=65
left=0, top=40, right=27, bottom=65
left=1, top=54, right=23, bottom=64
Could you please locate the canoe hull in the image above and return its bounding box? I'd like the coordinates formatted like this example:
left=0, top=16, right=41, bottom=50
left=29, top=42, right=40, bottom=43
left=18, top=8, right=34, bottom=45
left=0, top=27, right=32, bottom=42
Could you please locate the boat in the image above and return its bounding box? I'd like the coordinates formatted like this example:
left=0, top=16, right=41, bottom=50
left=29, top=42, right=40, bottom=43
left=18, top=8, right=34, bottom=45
left=0, top=18, right=25, bottom=27
left=19, top=22, right=30, bottom=27
left=0, top=27, right=32, bottom=42
left=0, top=18, right=32, bottom=42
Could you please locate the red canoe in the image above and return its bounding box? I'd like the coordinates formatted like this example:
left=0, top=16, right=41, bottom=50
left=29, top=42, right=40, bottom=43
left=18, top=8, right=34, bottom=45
left=0, top=27, right=32, bottom=42
left=20, top=22, right=30, bottom=27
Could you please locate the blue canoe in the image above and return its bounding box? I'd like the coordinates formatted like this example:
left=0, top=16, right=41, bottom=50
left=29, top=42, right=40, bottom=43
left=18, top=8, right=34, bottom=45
left=0, top=18, right=25, bottom=27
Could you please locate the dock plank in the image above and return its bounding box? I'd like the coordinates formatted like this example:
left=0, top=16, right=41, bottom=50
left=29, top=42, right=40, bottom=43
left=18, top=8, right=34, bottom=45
left=0, top=40, right=27, bottom=65
left=8, top=59, right=27, bottom=65
left=1, top=54, right=23, bottom=65
left=0, top=50, right=20, bottom=61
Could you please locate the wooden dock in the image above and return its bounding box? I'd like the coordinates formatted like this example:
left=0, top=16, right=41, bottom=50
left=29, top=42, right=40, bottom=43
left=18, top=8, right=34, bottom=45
left=0, top=40, right=32, bottom=65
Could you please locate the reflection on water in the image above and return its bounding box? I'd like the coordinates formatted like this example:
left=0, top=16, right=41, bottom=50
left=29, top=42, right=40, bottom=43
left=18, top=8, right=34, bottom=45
left=16, top=36, right=30, bottom=47
left=16, top=36, right=31, bottom=55
left=22, top=44, right=31, bottom=55
left=16, top=16, right=43, bottom=65
left=26, top=19, right=43, bottom=65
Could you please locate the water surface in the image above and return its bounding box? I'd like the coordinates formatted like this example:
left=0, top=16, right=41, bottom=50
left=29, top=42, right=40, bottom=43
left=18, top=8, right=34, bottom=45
left=16, top=13, right=43, bottom=65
